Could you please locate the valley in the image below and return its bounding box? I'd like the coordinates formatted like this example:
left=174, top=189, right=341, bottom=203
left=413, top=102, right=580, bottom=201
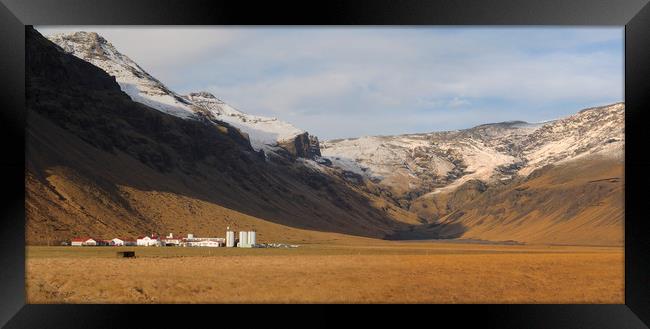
left=26, top=27, right=625, bottom=247
left=23, top=26, right=627, bottom=304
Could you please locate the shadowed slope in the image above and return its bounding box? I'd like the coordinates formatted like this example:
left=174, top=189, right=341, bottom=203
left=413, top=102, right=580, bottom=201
left=26, top=27, right=409, bottom=244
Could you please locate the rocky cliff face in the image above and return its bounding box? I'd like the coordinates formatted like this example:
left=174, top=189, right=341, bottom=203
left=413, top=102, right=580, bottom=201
left=277, top=132, right=322, bottom=159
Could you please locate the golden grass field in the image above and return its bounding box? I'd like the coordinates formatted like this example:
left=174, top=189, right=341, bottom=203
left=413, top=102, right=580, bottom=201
left=26, top=240, right=624, bottom=304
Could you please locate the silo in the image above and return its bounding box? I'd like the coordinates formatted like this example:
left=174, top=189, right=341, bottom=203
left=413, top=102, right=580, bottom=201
left=226, top=229, right=235, bottom=248
left=239, top=231, right=248, bottom=247
left=247, top=231, right=256, bottom=246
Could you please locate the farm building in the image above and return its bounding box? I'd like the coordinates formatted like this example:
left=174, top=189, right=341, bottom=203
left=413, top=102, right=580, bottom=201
left=67, top=230, right=260, bottom=248
left=226, top=228, right=235, bottom=247
left=193, top=240, right=222, bottom=247
left=136, top=235, right=161, bottom=247
left=182, top=233, right=225, bottom=247
left=111, top=238, right=125, bottom=246
left=71, top=238, right=97, bottom=246
left=71, top=238, right=88, bottom=246
left=162, top=233, right=182, bottom=246
left=237, top=231, right=257, bottom=248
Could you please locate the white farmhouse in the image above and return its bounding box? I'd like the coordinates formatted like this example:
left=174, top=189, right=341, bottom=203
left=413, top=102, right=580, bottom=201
left=82, top=238, right=97, bottom=246
left=111, top=238, right=125, bottom=246
left=136, top=235, right=160, bottom=246
left=71, top=238, right=98, bottom=246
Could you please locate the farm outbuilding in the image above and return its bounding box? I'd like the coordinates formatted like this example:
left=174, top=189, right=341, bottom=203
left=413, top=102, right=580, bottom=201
left=136, top=236, right=161, bottom=246
left=226, top=228, right=235, bottom=248
left=237, top=231, right=256, bottom=248
left=70, top=238, right=97, bottom=246
left=70, top=238, right=87, bottom=246
left=194, top=240, right=222, bottom=248
left=111, top=238, right=125, bottom=246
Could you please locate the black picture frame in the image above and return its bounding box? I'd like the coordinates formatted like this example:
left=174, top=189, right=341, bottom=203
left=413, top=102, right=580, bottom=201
left=1, top=0, right=649, bottom=327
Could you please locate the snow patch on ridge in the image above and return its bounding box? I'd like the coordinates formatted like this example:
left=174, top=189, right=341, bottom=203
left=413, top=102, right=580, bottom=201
left=47, top=32, right=306, bottom=152
left=185, top=92, right=304, bottom=151
left=322, top=103, right=624, bottom=196
left=49, top=32, right=196, bottom=119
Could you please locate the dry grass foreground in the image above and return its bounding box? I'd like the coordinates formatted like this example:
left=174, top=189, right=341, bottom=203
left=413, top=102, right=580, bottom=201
left=27, top=242, right=623, bottom=304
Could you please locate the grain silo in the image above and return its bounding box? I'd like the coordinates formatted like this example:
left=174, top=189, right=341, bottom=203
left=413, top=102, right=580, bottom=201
left=239, top=231, right=248, bottom=247
left=247, top=231, right=256, bottom=246
left=226, top=227, right=235, bottom=247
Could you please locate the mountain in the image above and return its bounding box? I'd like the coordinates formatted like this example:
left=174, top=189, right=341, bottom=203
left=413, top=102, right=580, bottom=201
left=185, top=91, right=322, bottom=159
left=406, top=158, right=624, bottom=246
left=321, top=103, right=624, bottom=206
left=320, top=104, right=624, bottom=245
left=30, top=27, right=624, bottom=246
left=47, top=32, right=317, bottom=158
left=26, top=27, right=413, bottom=244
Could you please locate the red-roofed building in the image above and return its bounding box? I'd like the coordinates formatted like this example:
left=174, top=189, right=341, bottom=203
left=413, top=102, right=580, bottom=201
left=136, top=235, right=161, bottom=246
left=71, top=237, right=97, bottom=246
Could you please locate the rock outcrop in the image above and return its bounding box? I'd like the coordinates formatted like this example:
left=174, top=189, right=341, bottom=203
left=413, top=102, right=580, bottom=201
left=278, top=133, right=321, bottom=160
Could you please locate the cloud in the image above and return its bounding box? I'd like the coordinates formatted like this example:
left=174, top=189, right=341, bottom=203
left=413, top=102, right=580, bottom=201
left=34, top=26, right=623, bottom=140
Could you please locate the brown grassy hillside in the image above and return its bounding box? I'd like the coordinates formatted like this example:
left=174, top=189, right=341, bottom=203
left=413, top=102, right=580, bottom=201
left=26, top=27, right=415, bottom=244
left=25, top=26, right=624, bottom=247
left=406, top=158, right=624, bottom=246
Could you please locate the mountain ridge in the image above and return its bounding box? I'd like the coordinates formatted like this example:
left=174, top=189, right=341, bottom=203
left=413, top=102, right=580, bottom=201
left=31, top=27, right=624, bottom=246
left=47, top=31, right=318, bottom=159
left=27, top=27, right=414, bottom=244
left=321, top=102, right=623, bottom=205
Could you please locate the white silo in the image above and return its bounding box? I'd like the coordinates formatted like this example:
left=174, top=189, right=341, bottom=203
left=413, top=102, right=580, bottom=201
left=247, top=231, right=256, bottom=246
left=226, top=228, right=235, bottom=248
left=239, top=231, right=248, bottom=247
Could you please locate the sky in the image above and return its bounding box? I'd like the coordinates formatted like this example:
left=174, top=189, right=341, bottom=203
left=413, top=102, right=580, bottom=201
left=36, top=26, right=623, bottom=140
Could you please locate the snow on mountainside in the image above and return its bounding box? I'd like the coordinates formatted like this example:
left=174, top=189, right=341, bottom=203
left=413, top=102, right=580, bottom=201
left=46, top=31, right=623, bottom=200
left=517, top=103, right=624, bottom=175
left=47, top=32, right=305, bottom=153
left=185, top=92, right=304, bottom=152
left=321, top=103, right=624, bottom=197
left=48, top=32, right=196, bottom=119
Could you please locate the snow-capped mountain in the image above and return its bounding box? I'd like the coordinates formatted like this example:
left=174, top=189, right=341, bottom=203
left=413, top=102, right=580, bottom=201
left=321, top=103, right=624, bottom=198
left=184, top=92, right=305, bottom=152
left=47, top=32, right=308, bottom=154
left=28, top=27, right=625, bottom=246
left=515, top=103, right=624, bottom=175
left=48, top=32, right=197, bottom=119
left=46, top=31, right=624, bottom=202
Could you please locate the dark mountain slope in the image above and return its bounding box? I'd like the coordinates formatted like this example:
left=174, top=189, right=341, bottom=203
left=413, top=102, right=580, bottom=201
left=26, top=27, right=409, bottom=244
